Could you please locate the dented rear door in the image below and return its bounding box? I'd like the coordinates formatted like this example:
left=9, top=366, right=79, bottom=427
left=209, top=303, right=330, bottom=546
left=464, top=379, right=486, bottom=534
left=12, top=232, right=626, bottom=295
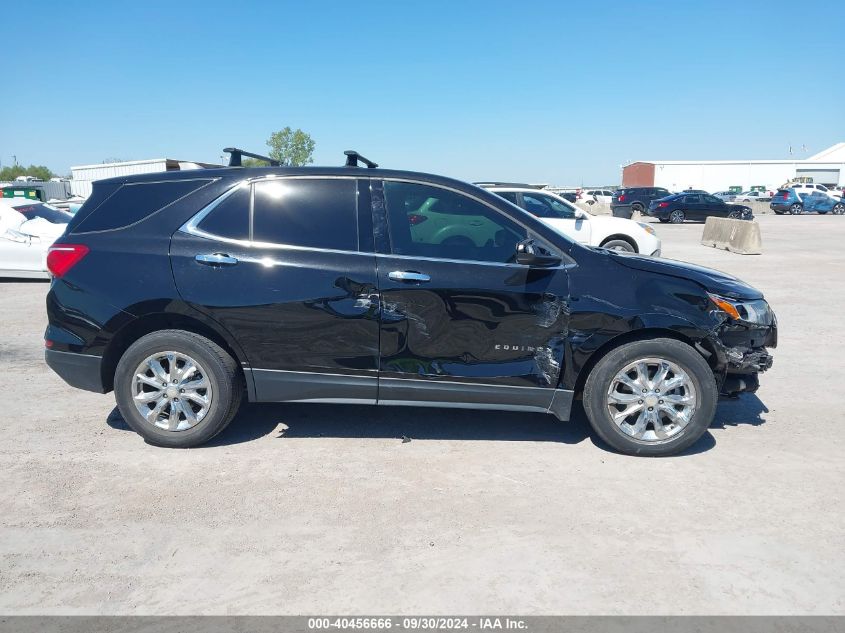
left=372, top=179, right=570, bottom=410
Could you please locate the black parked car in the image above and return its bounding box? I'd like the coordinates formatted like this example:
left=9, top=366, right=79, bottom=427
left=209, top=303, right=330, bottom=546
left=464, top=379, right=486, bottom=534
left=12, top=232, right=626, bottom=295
left=44, top=148, right=776, bottom=456
left=610, top=187, right=672, bottom=218
left=647, top=193, right=753, bottom=223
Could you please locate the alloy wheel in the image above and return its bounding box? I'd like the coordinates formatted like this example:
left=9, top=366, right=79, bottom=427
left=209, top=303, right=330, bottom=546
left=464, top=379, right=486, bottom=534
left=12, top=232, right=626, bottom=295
left=790, top=203, right=802, bottom=215
left=606, top=357, right=697, bottom=442
left=669, top=210, right=685, bottom=223
left=132, top=351, right=213, bottom=431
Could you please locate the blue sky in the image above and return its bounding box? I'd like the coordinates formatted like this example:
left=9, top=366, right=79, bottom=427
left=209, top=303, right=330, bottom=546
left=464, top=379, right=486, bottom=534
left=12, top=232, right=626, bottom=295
left=3, top=0, right=843, bottom=185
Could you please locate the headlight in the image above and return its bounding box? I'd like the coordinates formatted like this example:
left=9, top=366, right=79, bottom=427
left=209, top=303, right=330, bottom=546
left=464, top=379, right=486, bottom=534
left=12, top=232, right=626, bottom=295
left=708, top=293, right=773, bottom=324
left=636, top=222, right=656, bottom=236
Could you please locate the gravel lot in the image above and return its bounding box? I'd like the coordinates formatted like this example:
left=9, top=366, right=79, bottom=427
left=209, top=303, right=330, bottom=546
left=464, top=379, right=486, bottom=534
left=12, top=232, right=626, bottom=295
left=0, top=214, right=842, bottom=615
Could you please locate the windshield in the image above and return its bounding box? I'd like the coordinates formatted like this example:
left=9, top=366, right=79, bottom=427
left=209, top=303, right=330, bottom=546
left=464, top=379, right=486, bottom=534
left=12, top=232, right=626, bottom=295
left=11, top=203, right=72, bottom=225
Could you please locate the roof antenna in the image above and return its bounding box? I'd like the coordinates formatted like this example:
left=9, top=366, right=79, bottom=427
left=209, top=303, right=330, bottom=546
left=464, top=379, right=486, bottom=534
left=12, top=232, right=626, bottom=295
left=344, top=150, right=378, bottom=169
left=223, top=147, right=281, bottom=167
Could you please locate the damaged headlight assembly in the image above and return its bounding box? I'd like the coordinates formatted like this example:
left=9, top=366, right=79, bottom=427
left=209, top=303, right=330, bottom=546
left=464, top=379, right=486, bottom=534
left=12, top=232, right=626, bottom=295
left=707, top=293, right=773, bottom=325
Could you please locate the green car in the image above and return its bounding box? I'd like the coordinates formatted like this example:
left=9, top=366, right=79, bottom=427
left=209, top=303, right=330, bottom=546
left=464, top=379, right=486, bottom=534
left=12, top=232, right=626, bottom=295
left=406, top=193, right=513, bottom=248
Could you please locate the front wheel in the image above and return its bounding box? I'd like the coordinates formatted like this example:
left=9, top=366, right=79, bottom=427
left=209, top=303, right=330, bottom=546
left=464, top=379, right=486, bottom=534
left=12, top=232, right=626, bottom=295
left=582, top=338, right=717, bottom=456
left=114, top=330, right=242, bottom=447
left=727, top=210, right=740, bottom=219
left=833, top=203, right=845, bottom=215
left=601, top=239, right=636, bottom=253
left=669, top=209, right=686, bottom=223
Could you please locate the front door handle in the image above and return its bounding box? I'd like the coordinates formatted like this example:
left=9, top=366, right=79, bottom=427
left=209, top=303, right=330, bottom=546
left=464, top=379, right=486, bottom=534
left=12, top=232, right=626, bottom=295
left=388, top=270, right=430, bottom=283
left=195, top=253, right=238, bottom=266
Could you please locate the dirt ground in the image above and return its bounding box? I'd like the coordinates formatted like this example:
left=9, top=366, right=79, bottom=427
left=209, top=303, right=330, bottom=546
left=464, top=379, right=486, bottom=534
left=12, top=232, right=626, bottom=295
left=0, top=214, right=842, bottom=615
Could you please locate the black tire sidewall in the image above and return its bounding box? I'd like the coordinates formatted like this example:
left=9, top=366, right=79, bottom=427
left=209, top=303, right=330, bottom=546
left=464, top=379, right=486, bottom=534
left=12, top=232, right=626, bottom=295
left=114, top=331, right=240, bottom=448
left=583, top=338, right=717, bottom=456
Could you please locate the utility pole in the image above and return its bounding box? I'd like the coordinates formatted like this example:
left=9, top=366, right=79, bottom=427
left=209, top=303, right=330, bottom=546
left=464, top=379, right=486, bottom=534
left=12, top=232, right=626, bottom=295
left=12, top=155, right=17, bottom=165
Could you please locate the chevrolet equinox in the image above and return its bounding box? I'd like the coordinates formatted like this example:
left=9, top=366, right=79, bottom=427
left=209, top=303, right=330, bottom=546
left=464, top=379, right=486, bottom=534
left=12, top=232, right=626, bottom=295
left=44, top=149, right=776, bottom=456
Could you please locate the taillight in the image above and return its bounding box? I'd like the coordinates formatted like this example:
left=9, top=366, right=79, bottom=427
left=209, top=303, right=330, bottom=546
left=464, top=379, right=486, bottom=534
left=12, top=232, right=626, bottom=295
left=657, top=202, right=669, bottom=208
left=618, top=194, right=626, bottom=202
left=407, top=214, right=428, bottom=225
left=47, top=244, right=89, bottom=278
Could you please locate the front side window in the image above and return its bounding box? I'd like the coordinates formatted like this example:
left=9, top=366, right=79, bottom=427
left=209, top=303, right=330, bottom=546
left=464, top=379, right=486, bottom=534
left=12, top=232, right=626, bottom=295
left=522, top=193, right=576, bottom=219
left=703, top=195, right=721, bottom=204
left=253, top=178, right=357, bottom=251
left=384, top=181, right=527, bottom=263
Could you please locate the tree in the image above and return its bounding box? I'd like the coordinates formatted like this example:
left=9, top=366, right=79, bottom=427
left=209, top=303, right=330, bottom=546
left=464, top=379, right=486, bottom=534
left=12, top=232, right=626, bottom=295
left=0, top=164, right=55, bottom=182
left=266, top=127, right=315, bottom=167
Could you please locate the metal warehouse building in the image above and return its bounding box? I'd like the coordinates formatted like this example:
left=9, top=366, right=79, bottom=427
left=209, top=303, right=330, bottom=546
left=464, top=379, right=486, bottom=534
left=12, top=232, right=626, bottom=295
left=622, top=143, right=845, bottom=192
left=70, top=158, right=219, bottom=197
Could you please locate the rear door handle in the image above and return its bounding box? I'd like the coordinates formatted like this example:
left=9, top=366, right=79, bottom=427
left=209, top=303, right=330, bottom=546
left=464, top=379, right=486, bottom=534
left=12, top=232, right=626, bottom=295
left=195, top=253, right=238, bottom=266
left=388, top=270, right=430, bottom=283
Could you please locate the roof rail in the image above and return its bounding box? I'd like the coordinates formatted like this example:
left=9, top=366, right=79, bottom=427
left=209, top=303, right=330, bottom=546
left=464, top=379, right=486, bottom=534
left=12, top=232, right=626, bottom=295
left=344, top=150, right=378, bottom=169
left=223, top=147, right=281, bottom=167
left=474, top=181, right=547, bottom=190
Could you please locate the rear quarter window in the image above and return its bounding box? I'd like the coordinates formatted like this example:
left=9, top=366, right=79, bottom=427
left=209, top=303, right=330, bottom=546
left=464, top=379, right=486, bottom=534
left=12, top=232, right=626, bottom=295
left=73, top=179, right=212, bottom=233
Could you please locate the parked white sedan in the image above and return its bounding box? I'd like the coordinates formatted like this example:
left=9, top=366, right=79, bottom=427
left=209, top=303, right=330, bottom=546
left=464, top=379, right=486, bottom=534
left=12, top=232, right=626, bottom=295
left=486, top=187, right=662, bottom=255
left=0, top=199, right=72, bottom=278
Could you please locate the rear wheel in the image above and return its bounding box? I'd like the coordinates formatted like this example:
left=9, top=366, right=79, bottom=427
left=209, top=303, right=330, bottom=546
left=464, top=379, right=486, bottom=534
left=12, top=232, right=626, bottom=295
left=631, top=203, right=644, bottom=215
left=601, top=239, right=636, bottom=253
left=790, top=203, right=802, bottom=215
left=669, top=209, right=685, bottom=223
left=114, top=330, right=242, bottom=448
left=582, top=338, right=717, bottom=456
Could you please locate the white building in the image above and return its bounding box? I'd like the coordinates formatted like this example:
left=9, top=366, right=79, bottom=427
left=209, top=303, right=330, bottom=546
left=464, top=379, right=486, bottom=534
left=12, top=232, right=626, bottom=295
left=70, top=158, right=219, bottom=197
left=622, top=143, right=845, bottom=192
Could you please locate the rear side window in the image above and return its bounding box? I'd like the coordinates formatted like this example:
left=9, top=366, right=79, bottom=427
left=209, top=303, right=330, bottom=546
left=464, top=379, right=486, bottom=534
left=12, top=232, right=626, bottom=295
left=75, top=179, right=211, bottom=232
left=252, top=178, right=358, bottom=251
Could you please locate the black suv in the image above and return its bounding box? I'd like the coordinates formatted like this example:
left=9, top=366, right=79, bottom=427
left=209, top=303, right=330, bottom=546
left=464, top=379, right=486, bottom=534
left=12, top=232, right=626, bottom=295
left=44, top=149, right=776, bottom=456
left=611, top=187, right=672, bottom=218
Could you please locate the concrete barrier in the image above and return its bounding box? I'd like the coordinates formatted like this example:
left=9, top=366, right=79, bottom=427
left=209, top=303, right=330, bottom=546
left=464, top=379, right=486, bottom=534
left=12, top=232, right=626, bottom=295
left=701, top=217, right=762, bottom=255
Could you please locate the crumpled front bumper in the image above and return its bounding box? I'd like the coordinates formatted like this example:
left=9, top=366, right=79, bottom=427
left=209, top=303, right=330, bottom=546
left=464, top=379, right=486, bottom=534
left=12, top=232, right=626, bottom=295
left=706, top=316, right=777, bottom=396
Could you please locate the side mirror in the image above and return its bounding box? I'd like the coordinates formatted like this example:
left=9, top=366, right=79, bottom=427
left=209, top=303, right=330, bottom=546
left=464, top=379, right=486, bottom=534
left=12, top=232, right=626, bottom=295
left=515, top=239, right=562, bottom=267
left=574, top=209, right=588, bottom=220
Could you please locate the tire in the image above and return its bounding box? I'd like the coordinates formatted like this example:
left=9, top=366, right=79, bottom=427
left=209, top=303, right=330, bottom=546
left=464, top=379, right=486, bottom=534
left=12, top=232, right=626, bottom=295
left=601, top=239, right=636, bottom=253
left=790, top=203, right=802, bottom=215
left=582, top=338, right=717, bottom=457
left=833, top=203, right=845, bottom=215
left=669, top=209, right=685, bottom=223
left=630, top=203, right=643, bottom=215
left=727, top=210, right=740, bottom=219
left=114, top=330, right=242, bottom=448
